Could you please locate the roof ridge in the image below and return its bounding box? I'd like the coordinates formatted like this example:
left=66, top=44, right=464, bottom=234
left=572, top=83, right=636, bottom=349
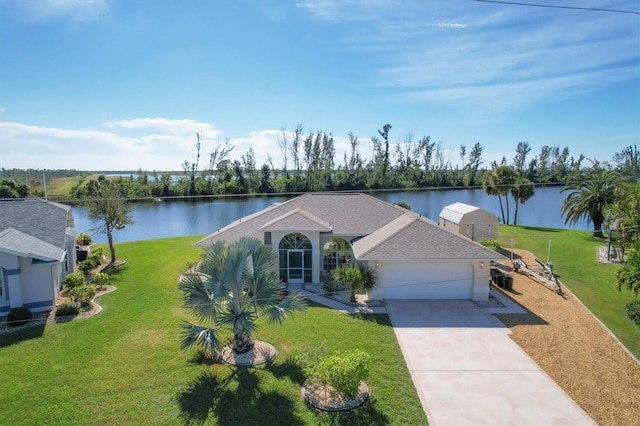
left=355, top=213, right=417, bottom=258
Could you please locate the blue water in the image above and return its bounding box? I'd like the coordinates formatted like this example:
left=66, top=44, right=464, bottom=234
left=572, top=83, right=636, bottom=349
left=72, top=186, right=589, bottom=243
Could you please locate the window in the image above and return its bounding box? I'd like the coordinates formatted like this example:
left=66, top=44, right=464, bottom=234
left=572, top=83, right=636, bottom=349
left=0, top=269, right=5, bottom=300
left=278, top=233, right=312, bottom=283
left=323, top=238, right=352, bottom=271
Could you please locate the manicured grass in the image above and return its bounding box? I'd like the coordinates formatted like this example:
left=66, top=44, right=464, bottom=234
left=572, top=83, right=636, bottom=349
left=0, top=237, right=426, bottom=425
left=498, top=225, right=640, bottom=358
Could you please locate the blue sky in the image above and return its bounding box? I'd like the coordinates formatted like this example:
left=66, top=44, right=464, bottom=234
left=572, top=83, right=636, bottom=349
left=0, top=0, right=638, bottom=171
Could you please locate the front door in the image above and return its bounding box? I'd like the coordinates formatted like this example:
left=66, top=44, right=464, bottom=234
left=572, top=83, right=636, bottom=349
left=288, top=250, right=304, bottom=283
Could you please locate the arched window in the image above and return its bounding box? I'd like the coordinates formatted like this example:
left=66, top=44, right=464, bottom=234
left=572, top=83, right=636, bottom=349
left=323, top=238, right=352, bottom=271
left=279, top=233, right=312, bottom=283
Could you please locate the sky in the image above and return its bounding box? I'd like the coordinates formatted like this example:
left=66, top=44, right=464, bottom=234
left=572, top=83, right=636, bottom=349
left=0, top=0, right=638, bottom=172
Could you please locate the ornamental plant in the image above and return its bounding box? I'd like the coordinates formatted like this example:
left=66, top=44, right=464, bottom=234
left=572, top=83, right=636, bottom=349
left=309, top=349, right=372, bottom=396
left=69, top=285, right=96, bottom=306
left=92, top=272, right=110, bottom=290
left=63, top=272, right=86, bottom=289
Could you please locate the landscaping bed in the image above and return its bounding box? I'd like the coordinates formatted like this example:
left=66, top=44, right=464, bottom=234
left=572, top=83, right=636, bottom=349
left=494, top=249, right=640, bottom=426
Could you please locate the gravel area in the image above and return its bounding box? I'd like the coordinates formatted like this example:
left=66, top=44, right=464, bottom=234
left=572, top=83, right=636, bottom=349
left=494, top=249, right=640, bottom=426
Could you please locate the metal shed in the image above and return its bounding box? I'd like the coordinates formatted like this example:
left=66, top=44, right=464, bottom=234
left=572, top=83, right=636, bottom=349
left=439, top=202, right=499, bottom=241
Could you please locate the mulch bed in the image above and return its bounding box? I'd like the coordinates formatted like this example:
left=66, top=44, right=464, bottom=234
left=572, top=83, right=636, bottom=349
left=220, top=340, right=277, bottom=366
left=494, top=249, right=640, bottom=426
left=301, top=380, right=369, bottom=411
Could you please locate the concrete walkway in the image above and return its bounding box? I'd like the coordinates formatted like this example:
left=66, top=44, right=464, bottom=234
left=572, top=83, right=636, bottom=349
left=386, top=298, right=595, bottom=426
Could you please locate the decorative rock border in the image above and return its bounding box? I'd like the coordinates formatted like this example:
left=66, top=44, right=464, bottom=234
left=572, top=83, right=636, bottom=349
left=220, top=340, right=277, bottom=366
left=301, top=379, right=369, bottom=411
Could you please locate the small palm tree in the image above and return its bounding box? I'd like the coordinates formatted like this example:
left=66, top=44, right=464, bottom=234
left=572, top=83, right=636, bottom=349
left=616, top=250, right=640, bottom=297
left=561, top=170, right=620, bottom=238
left=332, top=263, right=378, bottom=302
left=179, top=237, right=307, bottom=356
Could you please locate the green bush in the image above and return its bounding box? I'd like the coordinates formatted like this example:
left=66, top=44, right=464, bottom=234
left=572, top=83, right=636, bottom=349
left=63, top=272, right=86, bottom=289
left=7, top=306, right=32, bottom=328
left=78, top=260, right=94, bottom=275
left=88, top=249, right=103, bottom=266
left=55, top=302, right=80, bottom=317
left=69, top=285, right=96, bottom=306
left=625, top=300, right=640, bottom=326
left=310, top=349, right=372, bottom=396
left=479, top=238, right=501, bottom=251
left=92, top=272, right=110, bottom=289
left=76, top=232, right=92, bottom=246
left=321, top=274, right=342, bottom=295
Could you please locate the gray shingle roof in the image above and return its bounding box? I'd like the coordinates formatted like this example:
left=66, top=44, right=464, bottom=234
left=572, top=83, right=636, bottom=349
left=0, top=198, right=75, bottom=256
left=353, top=214, right=502, bottom=260
left=196, top=192, right=505, bottom=262
left=0, top=228, right=64, bottom=261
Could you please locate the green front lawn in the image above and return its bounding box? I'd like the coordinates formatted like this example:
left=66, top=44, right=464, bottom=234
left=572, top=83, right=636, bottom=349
left=499, top=225, right=640, bottom=358
left=0, top=237, right=426, bottom=425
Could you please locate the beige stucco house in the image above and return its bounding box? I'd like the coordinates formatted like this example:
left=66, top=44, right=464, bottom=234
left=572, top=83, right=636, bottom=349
left=197, top=193, right=504, bottom=302
left=0, top=199, right=77, bottom=314
left=439, top=202, right=499, bottom=242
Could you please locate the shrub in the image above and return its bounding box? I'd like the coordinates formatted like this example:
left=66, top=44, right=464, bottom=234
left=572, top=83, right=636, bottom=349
left=63, top=272, right=86, bottom=289
left=55, top=302, right=80, bottom=317
left=88, top=248, right=104, bottom=266
left=78, top=259, right=94, bottom=275
left=479, top=238, right=501, bottom=251
left=309, top=349, right=372, bottom=396
left=69, top=285, right=96, bottom=306
left=625, top=299, right=640, bottom=326
left=92, top=272, right=110, bottom=290
left=7, top=306, right=32, bottom=328
left=76, top=232, right=92, bottom=246
left=321, top=274, right=342, bottom=295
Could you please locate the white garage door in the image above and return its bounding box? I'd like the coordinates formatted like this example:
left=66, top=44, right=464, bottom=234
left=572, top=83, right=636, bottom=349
left=380, top=261, right=473, bottom=299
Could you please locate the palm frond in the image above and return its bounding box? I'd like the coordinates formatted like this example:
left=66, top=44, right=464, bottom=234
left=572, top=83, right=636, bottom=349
left=180, top=322, right=222, bottom=354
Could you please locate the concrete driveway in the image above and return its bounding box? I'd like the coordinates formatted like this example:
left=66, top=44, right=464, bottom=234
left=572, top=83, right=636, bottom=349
left=386, top=298, right=595, bottom=426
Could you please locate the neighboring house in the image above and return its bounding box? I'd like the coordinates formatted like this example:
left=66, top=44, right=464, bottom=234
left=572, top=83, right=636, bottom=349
left=0, top=199, right=77, bottom=314
left=439, top=202, right=499, bottom=242
left=197, top=193, right=504, bottom=302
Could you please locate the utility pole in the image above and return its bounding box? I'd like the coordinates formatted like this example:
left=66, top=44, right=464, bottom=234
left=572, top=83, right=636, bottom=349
left=43, top=169, right=48, bottom=200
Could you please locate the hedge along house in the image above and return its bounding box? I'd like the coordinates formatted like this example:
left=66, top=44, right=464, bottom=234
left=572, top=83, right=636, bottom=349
left=439, top=202, right=499, bottom=242
left=0, top=199, right=77, bottom=314
left=196, top=193, right=504, bottom=302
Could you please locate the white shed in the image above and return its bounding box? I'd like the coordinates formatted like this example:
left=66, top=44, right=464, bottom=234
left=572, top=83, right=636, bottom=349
left=439, top=202, right=499, bottom=241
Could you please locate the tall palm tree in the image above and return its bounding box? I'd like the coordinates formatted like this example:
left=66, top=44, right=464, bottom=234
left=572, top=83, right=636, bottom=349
left=561, top=170, right=620, bottom=238
left=511, top=177, right=535, bottom=226
left=482, top=166, right=517, bottom=225
left=179, top=237, right=307, bottom=356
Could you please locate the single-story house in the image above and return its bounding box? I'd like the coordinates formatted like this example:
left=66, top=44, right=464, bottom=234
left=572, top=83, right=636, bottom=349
left=0, top=198, right=77, bottom=314
left=196, top=193, right=504, bottom=302
left=439, top=202, right=499, bottom=242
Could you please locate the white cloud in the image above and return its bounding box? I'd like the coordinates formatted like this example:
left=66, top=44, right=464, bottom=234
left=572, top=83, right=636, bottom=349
left=436, top=22, right=468, bottom=28
left=0, top=119, right=365, bottom=171
left=16, top=0, right=113, bottom=22
left=298, top=1, right=639, bottom=115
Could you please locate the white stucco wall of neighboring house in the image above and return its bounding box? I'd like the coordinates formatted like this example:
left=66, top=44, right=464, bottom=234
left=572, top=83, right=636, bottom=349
left=369, top=260, right=490, bottom=301
left=17, top=257, right=60, bottom=313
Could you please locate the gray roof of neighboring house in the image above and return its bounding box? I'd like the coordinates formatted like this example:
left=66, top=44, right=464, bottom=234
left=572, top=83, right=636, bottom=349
left=0, top=198, right=75, bottom=259
left=439, top=202, right=496, bottom=224
left=196, top=193, right=504, bottom=261
left=0, top=228, right=64, bottom=261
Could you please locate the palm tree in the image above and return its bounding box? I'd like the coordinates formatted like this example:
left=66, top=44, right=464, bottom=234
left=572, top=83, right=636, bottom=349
left=511, top=177, right=535, bottom=226
left=332, top=262, right=378, bottom=302
left=561, top=170, right=620, bottom=238
left=616, top=250, right=640, bottom=297
left=482, top=166, right=517, bottom=225
left=605, top=181, right=640, bottom=257
left=179, top=237, right=307, bottom=356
